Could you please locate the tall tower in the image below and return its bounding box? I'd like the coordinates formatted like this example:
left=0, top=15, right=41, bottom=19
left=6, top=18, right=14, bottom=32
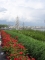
left=22, top=22, right=25, bottom=30
left=15, top=16, right=19, bottom=30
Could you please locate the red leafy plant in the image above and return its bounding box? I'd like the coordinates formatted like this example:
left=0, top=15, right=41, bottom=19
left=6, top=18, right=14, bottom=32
left=1, top=30, right=35, bottom=60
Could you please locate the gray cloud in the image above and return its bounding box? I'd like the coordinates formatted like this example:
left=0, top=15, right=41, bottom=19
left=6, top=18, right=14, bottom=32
left=0, top=0, right=45, bottom=26
left=0, top=7, right=7, bottom=12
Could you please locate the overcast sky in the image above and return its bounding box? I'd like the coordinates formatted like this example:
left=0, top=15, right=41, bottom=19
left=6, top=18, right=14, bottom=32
left=0, top=0, right=45, bottom=26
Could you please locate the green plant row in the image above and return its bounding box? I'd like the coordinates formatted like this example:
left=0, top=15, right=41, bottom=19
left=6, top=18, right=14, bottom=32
left=12, top=30, right=45, bottom=41
left=5, top=30, right=45, bottom=60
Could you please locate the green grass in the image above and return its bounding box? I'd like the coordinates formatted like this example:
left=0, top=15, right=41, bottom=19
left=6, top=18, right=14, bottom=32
left=12, top=30, right=45, bottom=41
left=5, top=30, right=45, bottom=60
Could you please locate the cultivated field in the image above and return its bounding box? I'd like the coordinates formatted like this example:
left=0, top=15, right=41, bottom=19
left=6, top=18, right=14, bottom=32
left=5, top=30, right=45, bottom=60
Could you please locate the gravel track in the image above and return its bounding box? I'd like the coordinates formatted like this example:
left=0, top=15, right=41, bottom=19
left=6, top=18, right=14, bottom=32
left=0, top=33, right=7, bottom=60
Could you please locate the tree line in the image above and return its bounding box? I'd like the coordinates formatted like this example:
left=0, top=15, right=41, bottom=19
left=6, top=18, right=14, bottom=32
left=0, top=24, right=8, bottom=28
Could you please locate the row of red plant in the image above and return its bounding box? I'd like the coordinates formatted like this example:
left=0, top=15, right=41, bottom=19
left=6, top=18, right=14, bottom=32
left=1, top=30, right=35, bottom=60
